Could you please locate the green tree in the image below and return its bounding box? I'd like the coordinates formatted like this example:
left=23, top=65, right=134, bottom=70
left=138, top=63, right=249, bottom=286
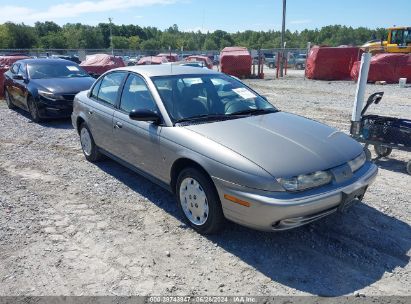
left=112, top=36, right=129, bottom=49
left=140, top=38, right=161, bottom=50
left=0, top=21, right=392, bottom=51
left=35, top=21, right=61, bottom=37
left=203, top=37, right=217, bottom=50
left=128, top=36, right=140, bottom=50
left=4, top=22, right=37, bottom=48
left=39, top=33, right=67, bottom=48
left=0, top=24, right=11, bottom=48
left=160, top=32, right=177, bottom=49
left=62, top=24, right=104, bottom=49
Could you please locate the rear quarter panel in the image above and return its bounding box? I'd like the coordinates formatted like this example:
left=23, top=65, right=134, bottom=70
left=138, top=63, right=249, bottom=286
left=72, top=90, right=90, bottom=132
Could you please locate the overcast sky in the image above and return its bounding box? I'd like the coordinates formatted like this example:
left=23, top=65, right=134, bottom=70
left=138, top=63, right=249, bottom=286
left=1, top=0, right=409, bottom=32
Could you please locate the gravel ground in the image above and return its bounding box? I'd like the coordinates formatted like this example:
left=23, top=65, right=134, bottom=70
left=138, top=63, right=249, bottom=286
left=0, top=72, right=410, bottom=297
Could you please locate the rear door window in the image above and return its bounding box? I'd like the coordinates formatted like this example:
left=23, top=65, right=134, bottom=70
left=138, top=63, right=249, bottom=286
left=96, top=72, right=126, bottom=106
left=90, top=79, right=102, bottom=99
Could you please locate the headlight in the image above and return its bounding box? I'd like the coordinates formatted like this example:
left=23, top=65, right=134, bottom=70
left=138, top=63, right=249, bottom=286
left=278, top=171, right=332, bottom=192
left=348, top=151, right=366, bottom=172
left=38, top=90, right=63, bottom=101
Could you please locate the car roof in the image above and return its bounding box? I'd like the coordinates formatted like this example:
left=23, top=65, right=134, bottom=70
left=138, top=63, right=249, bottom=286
left=114, top=64, right=219, bottom=77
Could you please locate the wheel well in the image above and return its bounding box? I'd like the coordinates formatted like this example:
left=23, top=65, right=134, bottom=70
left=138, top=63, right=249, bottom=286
left=26, top=93, right=33, bottom=103
left=170, top=158, right=210, bottom=194
left=76, top=117, right=85, bottom=134
left=25, top=93, right=33, bottom=106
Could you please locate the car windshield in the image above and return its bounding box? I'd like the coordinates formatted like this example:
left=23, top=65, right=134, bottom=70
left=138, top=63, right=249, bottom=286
left=152, top=74, right=277, bottom=124
left=27, top=62, right=89, bottom=79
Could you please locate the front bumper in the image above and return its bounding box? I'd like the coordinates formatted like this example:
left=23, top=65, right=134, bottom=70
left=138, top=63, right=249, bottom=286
left=212, top=162, right=378, bottom=231
left=36, top=97, right=73, bottom=118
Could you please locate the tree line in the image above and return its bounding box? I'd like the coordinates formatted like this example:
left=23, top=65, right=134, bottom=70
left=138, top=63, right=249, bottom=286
left=0, top=22, right=387, bottom=51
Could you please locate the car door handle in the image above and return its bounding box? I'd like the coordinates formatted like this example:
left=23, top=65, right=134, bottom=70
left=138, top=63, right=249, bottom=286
left=114, top=122, right=123, bottom=129
left=88, top=110, right=93, bottom=115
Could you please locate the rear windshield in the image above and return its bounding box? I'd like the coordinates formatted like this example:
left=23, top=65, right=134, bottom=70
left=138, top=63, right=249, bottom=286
left=28, top=62, right=89, bottom=79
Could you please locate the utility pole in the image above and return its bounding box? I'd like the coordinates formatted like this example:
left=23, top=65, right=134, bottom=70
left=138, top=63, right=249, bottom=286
left=280, top=0, right=286, bottom=77
left=109, top=17, right=113, bottom=55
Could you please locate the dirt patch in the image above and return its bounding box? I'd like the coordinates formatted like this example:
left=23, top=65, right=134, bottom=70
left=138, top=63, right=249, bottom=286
left=0, top=75, right=410, bottom=296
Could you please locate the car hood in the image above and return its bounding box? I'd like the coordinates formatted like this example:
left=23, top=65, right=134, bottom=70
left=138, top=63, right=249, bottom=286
left=183, top=112, right=363, bottom=178
left=31, top=77, right=94, bottom=94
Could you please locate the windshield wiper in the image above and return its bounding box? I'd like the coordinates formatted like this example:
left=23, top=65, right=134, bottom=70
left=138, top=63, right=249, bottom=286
left=175, top=114, right=228, bottom=124
left=174, top=109, right=278, bottom=124
left=228, top=108, right=278, bottom=116
left=67, top=74, right=90, bottom=78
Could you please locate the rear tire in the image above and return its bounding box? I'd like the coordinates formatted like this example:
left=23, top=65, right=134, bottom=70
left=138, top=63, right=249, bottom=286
left=176, top=167, right=224, bottom=234
left=4, top=89, right=16, bottom=109
left=27, top=96, right=42, bottom=123
left=374, top=145, right=392, bottom=157
left=79, top=123, right=102, bottom=162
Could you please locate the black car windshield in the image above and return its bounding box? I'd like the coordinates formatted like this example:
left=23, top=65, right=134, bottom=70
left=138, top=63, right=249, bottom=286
left=152, top=74, right=277, bottom=123
left=27, top=62, right=89, bottom=79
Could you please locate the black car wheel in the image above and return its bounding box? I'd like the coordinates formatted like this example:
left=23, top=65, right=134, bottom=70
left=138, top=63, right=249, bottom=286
left=4, top=89, right=16, bottom=109
left=374, top=145, right=392, bottom=158
left=79, top=123, right=102, bottom=162
left=176, top=167, right=225, bottom=234
left=27, top=97, right=42, bottom=123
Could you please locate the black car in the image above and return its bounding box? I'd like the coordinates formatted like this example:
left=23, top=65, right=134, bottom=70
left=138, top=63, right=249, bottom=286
left=3, top=59, right=95, bottom=122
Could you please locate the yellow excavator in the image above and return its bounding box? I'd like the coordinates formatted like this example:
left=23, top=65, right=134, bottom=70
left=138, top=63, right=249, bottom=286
left=362, top=26, right=411, bottom=54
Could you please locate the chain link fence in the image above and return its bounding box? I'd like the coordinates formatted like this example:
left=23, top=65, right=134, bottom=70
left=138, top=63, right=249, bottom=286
left=0, top=47, right=310, bottom=80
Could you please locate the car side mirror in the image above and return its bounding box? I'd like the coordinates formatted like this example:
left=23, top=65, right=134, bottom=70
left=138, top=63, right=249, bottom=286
left=129, top=109, right=160, bottom=123
left=13, top=74, right=24, bottom=81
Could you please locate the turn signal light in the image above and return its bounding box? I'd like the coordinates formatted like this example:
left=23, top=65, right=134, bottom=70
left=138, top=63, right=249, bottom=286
left=224, top=194, right=251, bottom=207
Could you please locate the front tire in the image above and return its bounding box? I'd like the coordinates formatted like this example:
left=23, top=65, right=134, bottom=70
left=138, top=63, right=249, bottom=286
left=4, top=89, right=16, bottom=109
left=176, top=167, right=224, bottom=234
left=27, top=96, right=42, bottom=123
left=79, top=123, right=102, bottom=162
